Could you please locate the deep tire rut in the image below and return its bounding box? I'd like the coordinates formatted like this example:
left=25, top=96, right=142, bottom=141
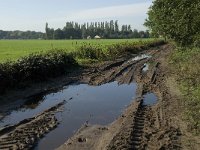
left=0, top=101, right=65, bottom=150
left=130, top=103, right=147, bottom=150
left=107, top=99, right=149, bottom=150
left=90, top=57, right=149, bottom=85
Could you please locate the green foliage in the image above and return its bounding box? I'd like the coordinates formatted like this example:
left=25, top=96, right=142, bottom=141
left=145, top=0, right=200, bottom=46
left=0, top=30, right=44, bottom=39
left=170, top=47, right=200, bottom=134
left=74, top=43, right=107, bottom=60
left=75, top=40, right=166, bottom=60
left=0, top=51, right=77, bottom=93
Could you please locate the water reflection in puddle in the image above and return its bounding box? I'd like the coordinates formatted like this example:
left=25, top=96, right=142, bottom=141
left=142, top=63, right=149, bottom=72
left=132, top=54, right=151, bottom=62
left=0, top=82, right=137, bottom=150
left=143, top=93, right=158, bottom=106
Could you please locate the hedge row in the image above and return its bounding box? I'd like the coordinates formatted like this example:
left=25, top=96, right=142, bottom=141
left=74, top=40, right=166, bottom=60
left=0, top=50, right=78, bottom=93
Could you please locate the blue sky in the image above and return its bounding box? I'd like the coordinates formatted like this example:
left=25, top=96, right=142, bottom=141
left=0, top=0, right=152, bottom=32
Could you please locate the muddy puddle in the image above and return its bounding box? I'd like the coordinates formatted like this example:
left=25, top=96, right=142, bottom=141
left=131, top=54, right=151, bottom=62
left=142, top=63, right=149, bottom=72
left=143, top=93, right=158, bottom=106
left=0, top=81, right=138, bottom=150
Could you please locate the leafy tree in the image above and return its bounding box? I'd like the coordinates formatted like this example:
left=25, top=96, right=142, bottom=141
left=54, top=28, right=64, bottom=39
left=0, top=30, right=44, bottom=39
left=144, top=0, right=200, bottom=46
left=132, top=29, right=139, bottom=38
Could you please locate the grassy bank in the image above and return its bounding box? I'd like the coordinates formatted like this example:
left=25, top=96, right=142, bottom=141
left=170, top=47, right=200, bottom=134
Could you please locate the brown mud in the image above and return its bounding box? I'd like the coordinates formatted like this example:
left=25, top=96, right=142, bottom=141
left=0, top=44, right=199, bottom=150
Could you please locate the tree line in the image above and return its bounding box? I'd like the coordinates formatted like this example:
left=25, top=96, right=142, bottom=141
left=0, top=20, right=150, bottom=40
left=0, top=30, right=44, bottom=39
left=45, top=20, right=150, bottom=39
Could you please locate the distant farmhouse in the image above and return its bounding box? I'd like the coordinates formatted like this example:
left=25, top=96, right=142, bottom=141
left=94, top=35, right=101, bottom=39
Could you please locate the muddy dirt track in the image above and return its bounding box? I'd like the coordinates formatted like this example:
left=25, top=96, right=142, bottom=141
left=57, top=44, right=183, bottom=150
left=0, top=44, right=199, bottom=150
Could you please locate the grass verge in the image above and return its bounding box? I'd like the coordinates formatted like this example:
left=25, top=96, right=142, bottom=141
left=169, top=47, right=200, bottom=134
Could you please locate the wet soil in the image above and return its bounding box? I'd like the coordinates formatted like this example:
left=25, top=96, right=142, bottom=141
left=0, top=44, right=199, bottom=150
left=57, top=44, right=183, bottom=150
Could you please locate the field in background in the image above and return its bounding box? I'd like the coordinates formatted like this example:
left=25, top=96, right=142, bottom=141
left=0, top=39, right=155, bottom=62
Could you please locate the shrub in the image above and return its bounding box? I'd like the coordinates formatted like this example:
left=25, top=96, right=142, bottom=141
left=0, top=50, right=78, bottom=93
left=75, top=40, right=166, bottom=60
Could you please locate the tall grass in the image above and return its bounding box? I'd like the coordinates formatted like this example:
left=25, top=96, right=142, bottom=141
left=75, top=40, right=166, bottom=60
left=170, top=47, right=200, bottom=134
left=0, top=39, right=156, bottom=62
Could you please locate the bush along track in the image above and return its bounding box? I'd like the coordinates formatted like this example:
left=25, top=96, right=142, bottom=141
left=74, top=40, right=166, bottom=61
left=0, top=50, right=78, bottom=94
left=0, top=40, right=166, bottom=94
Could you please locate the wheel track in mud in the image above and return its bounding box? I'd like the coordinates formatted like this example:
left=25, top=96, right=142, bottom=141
left=130, top=103, right=148, bottom=150
left=0, top=102, right=65, bottom=150
left=107, top=99, right=149, bottom=150
left=90, top=57, right=149, bottom=85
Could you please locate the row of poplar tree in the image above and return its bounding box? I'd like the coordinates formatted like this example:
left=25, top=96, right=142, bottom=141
left=45, top=20, right=150, bottom=39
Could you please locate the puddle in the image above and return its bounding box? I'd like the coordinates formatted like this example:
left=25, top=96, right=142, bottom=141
left=143, top=93, right=158, bottom=106
left=0, top=81, right=137, bottom=150
left=131, top=54, right=151, bottom=62
left=142, top=63, right=149, bottom=72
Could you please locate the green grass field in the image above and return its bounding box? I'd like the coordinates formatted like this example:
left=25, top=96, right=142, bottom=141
left=0, top=39, right=155, bottom=62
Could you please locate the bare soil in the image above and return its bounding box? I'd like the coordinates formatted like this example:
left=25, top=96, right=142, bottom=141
left=0, top=44, right=199, bottom=150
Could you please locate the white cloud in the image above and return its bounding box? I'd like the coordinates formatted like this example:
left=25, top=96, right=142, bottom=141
left=49, top=2, right=151, bottom=22
left=0, top=1, right=151, bottom=31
